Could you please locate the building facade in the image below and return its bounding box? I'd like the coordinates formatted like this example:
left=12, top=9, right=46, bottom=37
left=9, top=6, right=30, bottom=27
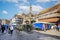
left=38, top=4, right=60, bottom=26
left=2, top=19, right=10, bottom=24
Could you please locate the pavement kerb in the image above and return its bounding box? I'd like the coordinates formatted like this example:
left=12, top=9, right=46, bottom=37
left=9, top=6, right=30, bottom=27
left=34, top=30, right=60, bottom=37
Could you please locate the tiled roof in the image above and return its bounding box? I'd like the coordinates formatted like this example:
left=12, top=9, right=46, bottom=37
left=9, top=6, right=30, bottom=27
left=38, top=3, right=60, bottom=15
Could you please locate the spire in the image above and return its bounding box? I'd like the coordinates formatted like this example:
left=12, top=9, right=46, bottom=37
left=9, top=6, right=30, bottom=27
left=29, top=3, right=32, bottom=14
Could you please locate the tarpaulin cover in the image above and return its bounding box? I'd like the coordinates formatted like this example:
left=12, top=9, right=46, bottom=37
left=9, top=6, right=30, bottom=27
left=33, top=23, right=43, bottom=29
left=33, top=23, right=51, bottom=30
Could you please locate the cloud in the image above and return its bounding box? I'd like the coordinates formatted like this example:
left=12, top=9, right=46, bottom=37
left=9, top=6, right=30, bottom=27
left=19, top=0, right=29, bottom=5
left=51, top=0, right=60, bottom=1
left=18, top=6, right=29, bottom=13
left=51, top=0, right=60, bottom=5
left=55, top=1, right=60, bottom=5
left=2, top=0, right=29, bottom=3
left=36, top=0, right=50, bottom=2
left=21, top=0, right=28, bottom=3
left=2, top=10, right=8, bottom=14
left=36, top=0, right=60, bottom=2
left=32, top=5, right=43, bottom=11
left=32, top=5, right=43, bottom=13
left=2, top=0, right=19, bottom=3
left=17, top=5, right=43, bottom=14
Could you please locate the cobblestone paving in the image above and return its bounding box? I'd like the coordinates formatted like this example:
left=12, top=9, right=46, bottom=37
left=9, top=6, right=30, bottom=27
left=0, top=30, right=60, bottom=40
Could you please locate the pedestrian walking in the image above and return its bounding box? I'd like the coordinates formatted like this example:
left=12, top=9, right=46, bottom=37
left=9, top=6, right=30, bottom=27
left=1, top=24, right=5, bottom=33
left=43, top=24, right=46, bottom=32
left=10, top=25, right=14, bottom=35
left=3, top=24, right=8, bottom=33
left=0, top=23, right=1, bottom=32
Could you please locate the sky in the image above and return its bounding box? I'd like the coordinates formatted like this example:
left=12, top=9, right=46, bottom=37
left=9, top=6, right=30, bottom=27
left=0, top=0, right=60, bottom=19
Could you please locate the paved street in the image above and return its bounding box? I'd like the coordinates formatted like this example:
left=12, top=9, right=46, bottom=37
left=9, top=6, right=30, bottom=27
left=0, top=30, right=60, bottom=40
